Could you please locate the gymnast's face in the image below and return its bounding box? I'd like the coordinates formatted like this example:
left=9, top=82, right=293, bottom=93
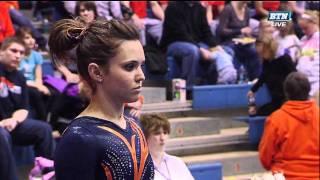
left=100, top=40, right=145, bottom=104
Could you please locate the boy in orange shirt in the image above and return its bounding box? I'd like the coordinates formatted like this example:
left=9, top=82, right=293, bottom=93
left=259, top=72, right=319, bottom=179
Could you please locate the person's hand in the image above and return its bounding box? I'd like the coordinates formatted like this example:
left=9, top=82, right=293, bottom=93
left=0, top=118, right=18, bottom=132
left=37, top=84, right=50, bottom=95
left=247, top=90, right=255, bottom=98
left=241, top=27, right=252, bottom=36
left=129, top=108, right=141, bottom=118
left=65, top=73, right=80, bottom=83
left=200, top=47, right=212, bottom=61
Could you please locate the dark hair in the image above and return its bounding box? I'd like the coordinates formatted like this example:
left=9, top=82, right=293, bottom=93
left=15, top=27, right=33, bottom=55
left=284, top=72, right=311, bottom=101
left=140, top=114, right=170, bottom=139
left=75, top=1, right=98, bottom=19
left=48, top=18, right=139, bottom=92
left=1, top=37, right=25, bottom=51
left=15, top=27, right=33, bottom=39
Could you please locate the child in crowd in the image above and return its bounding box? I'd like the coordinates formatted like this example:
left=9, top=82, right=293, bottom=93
left=259, top=72, right=319, bottom=179
left=15, top=27, right=51, bottom=120
left=275, top=21, right=301, bottom=63
left=141, top=114, right=194, bottom=180
left=201, top=47, right=237, bottom=84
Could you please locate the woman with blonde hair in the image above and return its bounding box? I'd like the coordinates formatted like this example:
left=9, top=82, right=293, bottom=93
left=247, top=35, right=296, bottom=116
left=296, top=10, right=319, bottom=98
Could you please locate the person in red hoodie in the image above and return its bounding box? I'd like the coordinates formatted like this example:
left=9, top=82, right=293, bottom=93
left=0, top=3, right=15, bottom=44
left=259, top=72, right=319, bottom=179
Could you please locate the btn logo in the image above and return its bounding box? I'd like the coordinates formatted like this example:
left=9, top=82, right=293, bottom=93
left=268, top=11, right=292, bottom=27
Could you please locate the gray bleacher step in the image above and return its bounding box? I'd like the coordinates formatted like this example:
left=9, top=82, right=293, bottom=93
left=141, top=87, right=166, bottom=104
left=180, top=108, right=249, bottom=129
left=169, top=117, right=221, bottom=138
left=182, top=151, right=265, bottom=176
left=142, top=100, right=192, bottom=113
left=166, top=127, right=252, bottom=156
left=142, top=105, right=248, bottom=130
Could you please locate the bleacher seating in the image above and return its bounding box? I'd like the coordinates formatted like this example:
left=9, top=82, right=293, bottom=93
left=234, top=116, right=267, bottom=144
left=192, top=84, right=271, bottom=110
left=188, top=162, right=223, bottom=180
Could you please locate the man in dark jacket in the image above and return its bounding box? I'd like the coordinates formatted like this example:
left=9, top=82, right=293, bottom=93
left=0, top=37, right=53, bottom=180
left=160, top=1, right=233, bottom=86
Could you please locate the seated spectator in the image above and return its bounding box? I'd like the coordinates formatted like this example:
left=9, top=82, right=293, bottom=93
left=95, top=1, right=123, bottom=20
left=145, top=1, right=167, bottom=46
left=15, top=27, right=51, bottom=120
left=121, top=1, right=166, bottom=46
left=0, top=37, right=54, bottom=180
left=0, top=3, right=15, bottom=44
left=259, top=72, right=319, bottom=179
left=34, top=1, right=71, bottom=22
left=160, top=1, right=233, bottom=86
left=201, top=46, right=237, bottom=84
left=280, top=1, right=305, bottom=38
left=296, top=10, right=319, bottom=97
left=202, top=1, right=225, bottom=36
left=141, top=114, right=194, bottom=180
left=274, top=21, right=301, bottom=63
left=248, top=35, right=296, bottom=116
left=217, top=1, right=261, bottom=81
left=75, top=1, right=99, bottom=24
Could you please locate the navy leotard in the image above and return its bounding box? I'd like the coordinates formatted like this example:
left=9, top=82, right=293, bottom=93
left=54, top=116, right=154, bottom=180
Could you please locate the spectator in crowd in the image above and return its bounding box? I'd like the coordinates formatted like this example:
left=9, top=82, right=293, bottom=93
left=274, top=21, right=301, bottom=63
left=121, top=1, right=167, bottom=46
left=259, top=72, right=319, bottom=179
left=296, top=10, right=319, bottom=98
left=34, top=1, right=72, bottom=22
left=49, top=18, right=154, bottom=179
left=2, top=1, right=48, bottom=51
left=95, top=1, right=123, bottom=20
left=15, top=27, right=50, bottom=120
left=160, top=1, right=234, bottom=86
left=280, top=1, right=306, bottom=38
left=141, top=114, right=194, bottom=180
left=0, top=37, right=53, bottom=180
left=0, top=3, right=15, bottom=44
left=47, top=7, right=95, bottom=131
left=75, top=1, right=99, bottom=24
left=217, top=1, right=261, bottom=81
left=145, top=1, right=167, bottom=46
left=202, top=1, right=225, bottom=36
left=248, top=35, right=296, bottom=116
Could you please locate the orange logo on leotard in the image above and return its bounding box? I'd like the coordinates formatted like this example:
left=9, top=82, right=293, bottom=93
left=98, top=120, right=149, bottom=180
